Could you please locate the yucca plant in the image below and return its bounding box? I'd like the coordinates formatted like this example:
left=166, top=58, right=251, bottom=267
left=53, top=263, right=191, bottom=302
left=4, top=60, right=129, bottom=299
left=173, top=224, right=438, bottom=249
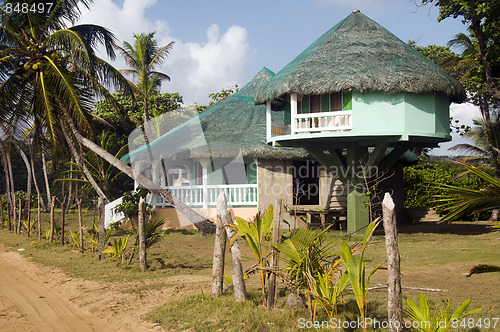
left=405, top=293, right=481, bottom=332
left=339, top=219, right=382, bottom=331
left=231, top=205, right=274, bottom=305
left=69, top=230, right=85, bottom=251
left=103, top=235, right=130, bottom=265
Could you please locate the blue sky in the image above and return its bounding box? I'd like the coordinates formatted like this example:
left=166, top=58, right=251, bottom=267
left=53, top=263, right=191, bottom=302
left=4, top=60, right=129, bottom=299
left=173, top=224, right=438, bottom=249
left=78, top=0, right=477, bottom=155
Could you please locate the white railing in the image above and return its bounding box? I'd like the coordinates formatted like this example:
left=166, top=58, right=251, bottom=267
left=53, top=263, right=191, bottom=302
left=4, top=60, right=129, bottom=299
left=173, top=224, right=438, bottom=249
left=292, top=111, right=352, bottom=134
left=152, top=184, right=258, bottom=208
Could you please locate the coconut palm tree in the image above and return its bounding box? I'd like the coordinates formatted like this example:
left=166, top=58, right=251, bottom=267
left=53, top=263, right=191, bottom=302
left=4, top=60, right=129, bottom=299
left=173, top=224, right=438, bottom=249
left=114, top=32, right=174, bottom=144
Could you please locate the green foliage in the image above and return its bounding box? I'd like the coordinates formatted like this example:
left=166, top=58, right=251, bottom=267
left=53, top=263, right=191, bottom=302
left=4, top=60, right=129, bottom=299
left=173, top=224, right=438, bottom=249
left=405, top=293, right=481, bottom=332
left=69, top=230, right=85, bottom=251
left=103, top=235, right=130, bottom=265
left=114, top=188, right=150, bottom=220
left=131, top=219, right=166, bottom=250
left=433, top=163, right=500, bottom=221
left=87, top=218, right=111, bottom=253
left=339, top=220, right=382, bottom=329
left=404, top=159, right=489, bottom=219
left=231, top=205, right=274, bottom=305
left=196, top=84, right=239, bottom=112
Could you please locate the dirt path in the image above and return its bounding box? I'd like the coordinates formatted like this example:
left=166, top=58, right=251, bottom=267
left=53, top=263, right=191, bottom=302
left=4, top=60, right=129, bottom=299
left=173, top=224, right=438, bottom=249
left=0, top=243, right=210, bottom=331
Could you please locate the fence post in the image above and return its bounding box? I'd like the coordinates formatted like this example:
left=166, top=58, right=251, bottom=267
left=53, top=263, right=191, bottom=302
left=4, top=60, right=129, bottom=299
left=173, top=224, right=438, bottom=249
left=383, top=193, right=403, bottom=331
left=267, top=199, right=283, bottom=310
left=211, top=192, right=227, bottom=297
left=221, top=192, right=247, bottom=301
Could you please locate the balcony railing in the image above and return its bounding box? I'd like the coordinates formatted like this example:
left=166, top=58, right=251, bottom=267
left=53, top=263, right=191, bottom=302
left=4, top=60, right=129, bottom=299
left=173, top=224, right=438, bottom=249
left=150, top=184, right=258, bottom=208
left=270, top=111, right=352, bottom=137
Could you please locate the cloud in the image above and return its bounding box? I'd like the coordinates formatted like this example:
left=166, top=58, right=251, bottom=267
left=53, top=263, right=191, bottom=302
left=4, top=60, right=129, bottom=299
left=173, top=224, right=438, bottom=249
left=77, top=0, right=252, bottom=105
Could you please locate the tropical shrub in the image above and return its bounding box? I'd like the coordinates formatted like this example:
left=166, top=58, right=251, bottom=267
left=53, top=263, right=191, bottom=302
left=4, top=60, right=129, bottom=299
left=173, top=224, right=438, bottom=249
left=405, top=293, right=481, bottom=332
left=103, top=235, right=131, bottom=265
left=230, top=206, right=274, bottom=305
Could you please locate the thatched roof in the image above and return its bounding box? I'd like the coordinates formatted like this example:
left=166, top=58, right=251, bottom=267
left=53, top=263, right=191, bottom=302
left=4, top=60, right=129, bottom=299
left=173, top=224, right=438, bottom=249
left=255, top=10, right=466, bottom=104
left=123, top=68, right=308, bottom=162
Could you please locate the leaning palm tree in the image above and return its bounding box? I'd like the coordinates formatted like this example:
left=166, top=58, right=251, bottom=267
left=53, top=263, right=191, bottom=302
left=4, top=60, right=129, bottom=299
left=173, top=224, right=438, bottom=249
left=114, top=32, right=174, bottom=142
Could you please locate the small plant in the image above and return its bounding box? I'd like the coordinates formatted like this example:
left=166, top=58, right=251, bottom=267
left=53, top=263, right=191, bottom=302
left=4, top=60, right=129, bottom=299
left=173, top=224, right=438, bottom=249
left=69, top=230, right=85, bottom=251
left=103, top=235, right=130, bottom=265
left=231, top=205, right=274, bottom=305
left=87, top=218, right=111, bottom=252
left=405, top=293, right=481, bottom=332
left=339, top=219, right=382, bottom=331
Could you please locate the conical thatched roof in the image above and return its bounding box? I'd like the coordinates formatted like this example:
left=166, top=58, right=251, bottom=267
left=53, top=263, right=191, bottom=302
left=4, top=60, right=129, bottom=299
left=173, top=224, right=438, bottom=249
left=123, top=68, right=308, bottom=162
left=255, top=11, right=465, bottom=104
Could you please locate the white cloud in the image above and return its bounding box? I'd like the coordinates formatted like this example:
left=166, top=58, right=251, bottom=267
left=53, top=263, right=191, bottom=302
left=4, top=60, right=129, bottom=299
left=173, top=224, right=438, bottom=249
left=77, top=0, right=252, bottom=105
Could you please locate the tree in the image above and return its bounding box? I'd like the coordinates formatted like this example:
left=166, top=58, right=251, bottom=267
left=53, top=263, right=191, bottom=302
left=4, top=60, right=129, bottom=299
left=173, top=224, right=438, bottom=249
left=114, top=32, right=174, bottom=143
left=196, top=84, right=239, bottom=112
left=0, top=1, right=214, bottom=234
left=418, top=0, right=500, bottom=100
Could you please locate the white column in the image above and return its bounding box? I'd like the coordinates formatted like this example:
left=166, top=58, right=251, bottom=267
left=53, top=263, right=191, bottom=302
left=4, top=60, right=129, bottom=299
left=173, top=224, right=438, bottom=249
left=266, top=100, right=272, bottom=142
left=198, top=159, right=210, bottom=209
left=291, top=93, right=297, bottom=134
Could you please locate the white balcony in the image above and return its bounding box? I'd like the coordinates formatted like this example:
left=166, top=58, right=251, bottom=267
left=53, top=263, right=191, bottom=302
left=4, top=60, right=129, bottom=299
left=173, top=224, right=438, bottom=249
left=150, top=184, right=258, bottom=208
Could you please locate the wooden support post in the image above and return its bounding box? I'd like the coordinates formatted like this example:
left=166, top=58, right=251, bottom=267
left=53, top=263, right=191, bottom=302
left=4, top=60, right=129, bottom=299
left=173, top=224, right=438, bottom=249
left=37, top=196, right=41, bottom=241
left=98, top=197, right=105, bottom=261
left=49, top=196, right=55, bottom=242
left=76, top=198, right=84, bottom=253
left=0, top=195, right=3, bottom=229
left=211, top=192, right=227, bottom=297
left=26, top=194, right=31, bottom=237
left=267, top=199, right=283, bottom=310
left=57, top=196, right=67, bottom=246
left=220, top=192, right=247, bottom=301
left=383, top=193, right=403, bottom=331
left=138, top=197, right=147, bottom=271
left=17, top=197, right=21, bottom=233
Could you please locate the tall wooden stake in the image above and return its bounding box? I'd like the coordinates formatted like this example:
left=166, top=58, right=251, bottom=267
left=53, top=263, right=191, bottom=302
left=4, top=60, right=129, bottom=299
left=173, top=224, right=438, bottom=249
left=49, top=196, right=56, bottom=242
left=37, top=195, right=41, bottom=241
left=383, top=193, right=403, bottom=331
left=26, top=194, right=31, bottom=237
left=138, top=197, right=147, bottom=271
left=17, top=197, right=21, bottom=233
left=267, top=199, right=283, bottom=310
left=57, top=196, right=67, bottom=246
left=220, top=192, right=247, bottom=301
left=0, top=195, right=4, bottom=229
left=77, top=197, right=84, bottom=253
left=211, top=192, right=227, bottom=297
left=98, top=197, right=105, bottom=261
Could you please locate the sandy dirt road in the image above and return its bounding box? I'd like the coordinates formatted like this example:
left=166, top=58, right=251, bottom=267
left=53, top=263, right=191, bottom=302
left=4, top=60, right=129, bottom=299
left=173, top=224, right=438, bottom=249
left=0, top=243, right=210, bottom=331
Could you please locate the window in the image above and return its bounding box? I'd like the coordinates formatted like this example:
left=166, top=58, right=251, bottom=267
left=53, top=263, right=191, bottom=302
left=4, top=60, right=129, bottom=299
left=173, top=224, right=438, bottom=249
left=168, top=166, right=189, bottom=186
left=330, top=92, right=342, bottom=111
left=292, top=160, right=320, bottom=205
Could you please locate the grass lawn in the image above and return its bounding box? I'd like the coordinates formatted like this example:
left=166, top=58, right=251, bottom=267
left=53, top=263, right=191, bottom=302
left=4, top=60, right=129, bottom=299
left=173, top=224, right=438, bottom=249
left=0, top=209, right=499, bottom=331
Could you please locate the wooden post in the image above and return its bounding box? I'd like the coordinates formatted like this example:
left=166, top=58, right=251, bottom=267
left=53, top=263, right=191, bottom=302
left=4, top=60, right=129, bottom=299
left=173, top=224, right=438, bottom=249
left=37, top=195, right=42, bottom=241
left=49, top=196, right=55, bottom=242
left=7, top=197, right=11, bottom=231
left=220, top=192, right=247, bottom=301
left=0, top=195, right=4, bottom=229
left=267, top=199, right=283, bottom=310
left=211, top=192, right=227, bottom=297
left=57, top=196, right=67, bottom=246
left=98, top=197, right=105, bottom=261
left=138, top=197, right=147, bottom=271
left=383, top=193, right=403, bottom=331
left=17, top=197, right=21, bottom=233
left=76, top=197, right=84, bottom=253
left=26, top=194, right=31, bottom=237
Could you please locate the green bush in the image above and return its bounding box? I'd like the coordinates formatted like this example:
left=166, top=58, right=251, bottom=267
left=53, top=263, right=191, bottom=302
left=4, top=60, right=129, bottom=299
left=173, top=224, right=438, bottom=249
left=404, top=158, right=489, bottom=219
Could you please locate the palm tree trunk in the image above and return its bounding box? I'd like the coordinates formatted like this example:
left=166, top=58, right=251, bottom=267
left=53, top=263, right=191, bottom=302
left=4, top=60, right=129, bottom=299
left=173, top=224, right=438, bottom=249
left=138, top=197, right=147, bottom=271
left=41, top=149, right=52, bottom=212
left=6, top=152, right=16, bottom=222
left=13, top=143, right=32, bottom=220
left=0, top=142, right=13, bottom=230
left=64, top=115, right=215, bottom=234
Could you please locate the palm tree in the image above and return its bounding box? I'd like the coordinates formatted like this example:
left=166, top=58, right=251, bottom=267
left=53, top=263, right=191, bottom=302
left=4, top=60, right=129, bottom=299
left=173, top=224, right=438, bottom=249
left=0, top=1, right=214, bottom=234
